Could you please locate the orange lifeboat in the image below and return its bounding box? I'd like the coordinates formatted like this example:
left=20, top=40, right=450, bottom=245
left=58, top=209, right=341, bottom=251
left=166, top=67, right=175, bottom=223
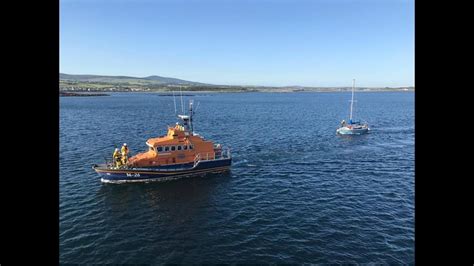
left=93, top=100, right=232, bottom=183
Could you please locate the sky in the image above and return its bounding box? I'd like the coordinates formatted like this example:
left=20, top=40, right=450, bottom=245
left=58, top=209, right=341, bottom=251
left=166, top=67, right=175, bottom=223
left=60, top=0, right=414, bottom=87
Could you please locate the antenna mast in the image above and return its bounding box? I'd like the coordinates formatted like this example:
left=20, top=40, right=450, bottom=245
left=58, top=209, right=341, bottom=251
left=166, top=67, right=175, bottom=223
left=180, top=89, right=184, bottom=114
left=172, top=91, right=177, bottom=115
left=189, top=100, right=194, bottom=133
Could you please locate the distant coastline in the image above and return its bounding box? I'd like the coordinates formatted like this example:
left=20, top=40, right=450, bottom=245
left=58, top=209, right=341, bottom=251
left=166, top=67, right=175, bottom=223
left=59, top=88, right=414, bottom=94
left=60, top=91, right=109, bottom=97
left=60, top=73, right=414, bottom=93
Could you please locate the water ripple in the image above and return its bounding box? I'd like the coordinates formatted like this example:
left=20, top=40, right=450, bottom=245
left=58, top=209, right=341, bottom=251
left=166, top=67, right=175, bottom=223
left=60, top=92, right=414, bottom=264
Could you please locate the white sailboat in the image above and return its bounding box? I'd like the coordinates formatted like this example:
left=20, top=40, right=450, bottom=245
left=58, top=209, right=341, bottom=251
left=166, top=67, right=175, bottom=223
left=336, top=79, right=369, bottom=135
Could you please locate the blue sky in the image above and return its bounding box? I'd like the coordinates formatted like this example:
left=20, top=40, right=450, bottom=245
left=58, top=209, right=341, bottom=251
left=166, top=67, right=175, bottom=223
left=60, top=0, right=414, bottom=87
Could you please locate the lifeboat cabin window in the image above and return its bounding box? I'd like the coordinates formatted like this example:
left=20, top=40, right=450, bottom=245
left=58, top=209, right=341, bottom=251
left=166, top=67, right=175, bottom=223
left=164, top=146, right=169, bottom=152
left=183, top=145, right=188, bottom=150
left=177, top=145, right=182, bottom=151
left=189, top=145, right=194, bottom=150
left=171, top=146, right=176, bottom=151
left=157, top=146, right=163, bottom=152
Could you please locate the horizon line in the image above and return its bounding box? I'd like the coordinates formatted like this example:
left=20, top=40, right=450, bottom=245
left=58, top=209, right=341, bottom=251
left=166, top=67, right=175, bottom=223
left=59, top=72, right=414, bottom=88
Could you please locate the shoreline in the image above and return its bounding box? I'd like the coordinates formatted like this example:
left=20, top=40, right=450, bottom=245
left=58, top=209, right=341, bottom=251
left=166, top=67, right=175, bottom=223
left=60, top=91, right=110, bottom=97
left=60, top=89, right=414, bottom=94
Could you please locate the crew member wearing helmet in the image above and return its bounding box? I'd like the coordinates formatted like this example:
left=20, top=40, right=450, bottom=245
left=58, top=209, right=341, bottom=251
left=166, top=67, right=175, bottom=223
left=113, top=148, right=122, bottom=168
left=121, top=143, right=129, bottom=165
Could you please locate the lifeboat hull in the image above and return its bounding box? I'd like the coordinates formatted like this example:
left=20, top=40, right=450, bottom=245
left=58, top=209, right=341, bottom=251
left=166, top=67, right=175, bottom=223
left=93, top=158, right=232, bottom=183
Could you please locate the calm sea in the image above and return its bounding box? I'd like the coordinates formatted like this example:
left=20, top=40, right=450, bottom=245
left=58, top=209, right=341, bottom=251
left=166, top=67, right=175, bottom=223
left=60, top=92, right=414, bottom=264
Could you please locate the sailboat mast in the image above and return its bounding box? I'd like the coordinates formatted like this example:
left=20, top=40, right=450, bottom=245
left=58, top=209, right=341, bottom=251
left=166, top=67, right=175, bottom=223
left=350, top=79, right=355, bottom=121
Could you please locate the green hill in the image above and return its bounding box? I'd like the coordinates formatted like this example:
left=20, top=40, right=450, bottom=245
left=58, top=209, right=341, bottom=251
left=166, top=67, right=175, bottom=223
left=60, top=73, right=206, bottom=86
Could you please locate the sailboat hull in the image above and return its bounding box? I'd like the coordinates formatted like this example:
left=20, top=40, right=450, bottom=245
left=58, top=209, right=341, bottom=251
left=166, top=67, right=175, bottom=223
left=336, top=126, right=369, bottom=135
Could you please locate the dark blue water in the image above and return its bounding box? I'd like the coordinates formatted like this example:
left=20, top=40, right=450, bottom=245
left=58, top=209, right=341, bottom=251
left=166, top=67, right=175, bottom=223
left=60, top=92, right=414, bottom=264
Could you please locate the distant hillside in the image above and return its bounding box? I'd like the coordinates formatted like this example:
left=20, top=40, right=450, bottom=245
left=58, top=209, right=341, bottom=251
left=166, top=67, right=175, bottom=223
left=60, top=73, right=414, bottom=93
left=59, top=73, right=207, bottom=86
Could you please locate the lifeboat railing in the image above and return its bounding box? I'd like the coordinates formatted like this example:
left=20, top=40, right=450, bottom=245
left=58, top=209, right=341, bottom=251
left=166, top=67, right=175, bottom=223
left=193, top=147, right=231, bottom=166
left=193, top=153, right=201, bottom=167
left=222, top=147, right=231, bottom=159
left=103, top=157, right=114, bottom=168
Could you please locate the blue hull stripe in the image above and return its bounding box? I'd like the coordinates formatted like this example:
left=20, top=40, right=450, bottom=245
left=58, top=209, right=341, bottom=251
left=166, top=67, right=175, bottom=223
left=94, top=158, right=231, bottom=182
